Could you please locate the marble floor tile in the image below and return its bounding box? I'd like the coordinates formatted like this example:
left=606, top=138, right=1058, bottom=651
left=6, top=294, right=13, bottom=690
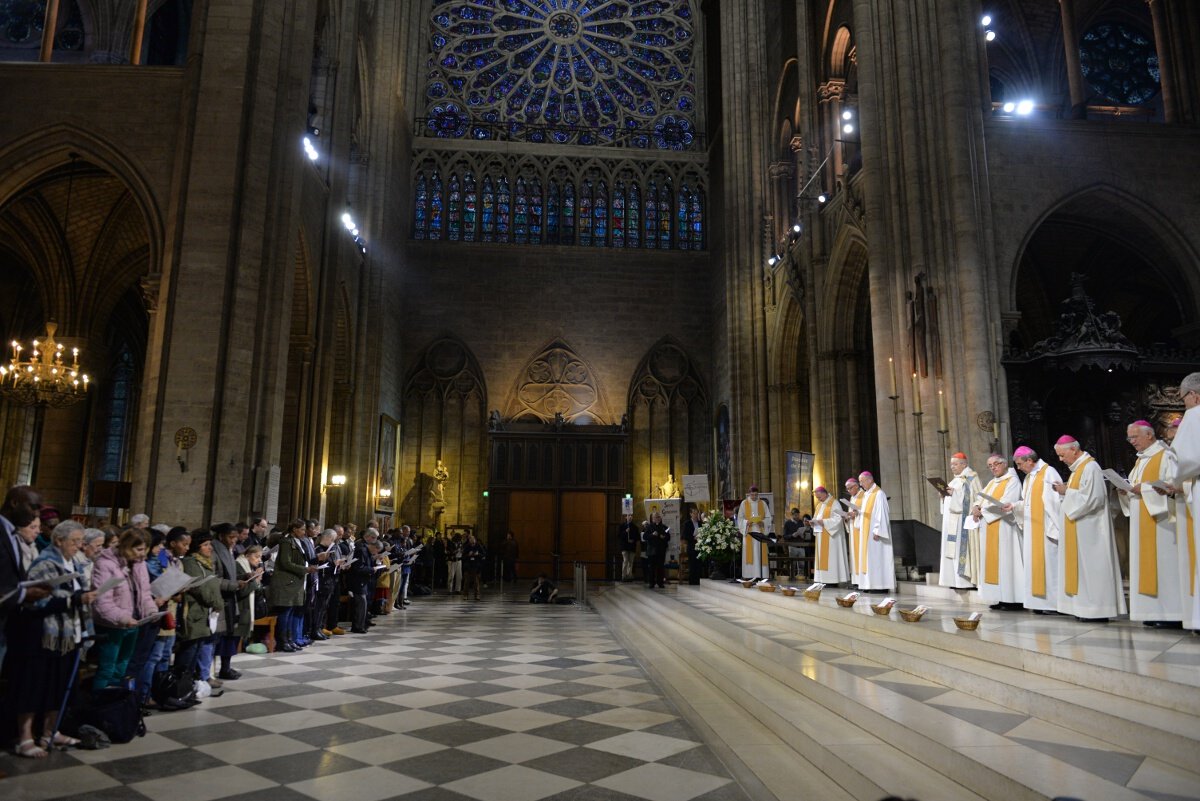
left=129, top=765, right=277, bottom=801
left=441, top=764, right=582, bottom=801
left=458, top=732, right=575, bottom=763
left=287, top=765, right=431, bottom=801
left=593, top=763, right=731, bottom=801
left=192, top=732, right=317, bottom=765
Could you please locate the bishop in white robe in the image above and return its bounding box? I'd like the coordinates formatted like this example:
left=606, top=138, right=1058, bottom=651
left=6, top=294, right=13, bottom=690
left=844, top=477, right=863, bottom=577
left=974, top=454, right=1024, bottom=607
left=738, top=486, right=773, bottom=580
left=939, top=453, right=983, bottom=588
left=1053, top=436, right=1127, bottom=620
left=1170, top=374, right=1200, bottom=629
left=1008, top=446, right=1063, bottom=614
left=812, top=486, right=850, bottom=584
left=850, top=471, right=894, bottom=590
left=1118, top=421, right=1181, bottom=625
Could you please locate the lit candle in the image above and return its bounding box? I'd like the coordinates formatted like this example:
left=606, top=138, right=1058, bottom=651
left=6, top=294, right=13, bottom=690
left=911, top=373, right=922, bottom=414
left=888, top=357, right=897, bottom=397
left=938, top=390, right=948, bottom=431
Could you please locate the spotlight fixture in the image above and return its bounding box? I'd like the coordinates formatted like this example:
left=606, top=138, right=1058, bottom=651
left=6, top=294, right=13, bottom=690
left=818, top=193, right=827, bottom=203
left=302, top=136, right=319, bottom=162
left=341, top=209, right=368, bottom=252
left=842, top=109, right=853, bottom=121
left=767, top=255, right=779, bottom=266
left=985, top=29, right=996, bottom=42
left=1016, top=99, right=1034, bottom=115
left=981, top=14, right=992, bottom=26
left=843, top=123, right=855, bottom=134
left=792, top=222, right=802, bottom=234
left=1002, top=101, right=1016, bottom=113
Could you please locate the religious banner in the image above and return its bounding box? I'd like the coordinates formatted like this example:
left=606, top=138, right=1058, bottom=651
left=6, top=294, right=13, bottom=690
left=377, top=415, right=399, bottom=512
left=682, top=474, right=710, bottom=503
left=621, top=496, right=634, bottom=516
left=785, top=451, right=815, bottom=516
left=716, top=405, right=732, bottom=500
left=645, top=498, right=682, bottom=562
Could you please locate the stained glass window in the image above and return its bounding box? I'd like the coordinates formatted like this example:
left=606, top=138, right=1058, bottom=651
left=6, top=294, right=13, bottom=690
left=497, top=177, right=511, bottom=241
left=481, top=176, right=496, bottom=241
left=529, top=178, right=543, bottom=243
left=644, top=181, right=658, bottom=249
left=1, top=0, right=85, bottom=52
left=514, top=177, right=530, bottom=244
left=429, top=172, right=444, bottom=240
left=424, top=0, right=698, bottom=149
left=99, top=346, right=135, bottom=482
left=594, top=181, right=608, bottom=246
left=658, top=183, right=671, bottom=248
left=414, top=173, right=429, bottom=239
left=677, top=186, right=690, bottom=248
left=562, top=182, right=576, bottom=245
left=547, top=181, right=560, bottom=243
left=627, top=183, right=641, bottom=248
left=578, top=180, right=594, bottom=247
left=612, top=182, right=626, bottom=248
left=448, top=174, right=462, bottom=240
left=463, top=172, right=478, bottom=241
left=690, top=187, right=704, bottom=250
left=1079, top=23, right=1160, bottom=106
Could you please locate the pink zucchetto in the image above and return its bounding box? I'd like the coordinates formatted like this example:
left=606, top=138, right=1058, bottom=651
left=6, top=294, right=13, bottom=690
left=844, top=477, right=858, bottom=486
left=1171, top=418, right=1182, bottom=428
left=1132, top=419, right=1152, bottom=428
left=814, top=486, right=828, bottom=495
left=1013, top=446, right=1036, bottom=460
left=1055, top=435, right=1078, bottom=446
left=858, top=470, right=874, bottom=479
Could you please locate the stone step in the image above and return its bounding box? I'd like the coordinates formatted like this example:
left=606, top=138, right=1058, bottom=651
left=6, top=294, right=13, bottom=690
left=602, top=584, right=1176, bottom=801
left=695, top=580, right=1200, bottom=773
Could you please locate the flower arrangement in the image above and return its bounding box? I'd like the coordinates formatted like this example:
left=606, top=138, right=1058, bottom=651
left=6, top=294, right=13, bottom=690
left=695, top=513, right=741, bottom=562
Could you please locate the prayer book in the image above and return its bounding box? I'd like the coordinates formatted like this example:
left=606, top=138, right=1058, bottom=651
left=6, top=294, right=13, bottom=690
left=0, top=572, right=79, bottom=604
left=911, top=605, right=930, bottom=615
left=927, top=476, right=951, bottom=497
left=1101, top=469, right=1134, bottom=492
left=805, top=582, right=826, bottom=592
left=135, top=611, right=168, bottom=627
left=968, top=612, right=983, bottom=622
left=878, top=597, right=896, bottom=609
left=94, top=576, right=125, bottom=597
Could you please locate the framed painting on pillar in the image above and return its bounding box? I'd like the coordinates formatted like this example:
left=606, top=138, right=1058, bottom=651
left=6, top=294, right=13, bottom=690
left=377, top=414, right=399, bottom=513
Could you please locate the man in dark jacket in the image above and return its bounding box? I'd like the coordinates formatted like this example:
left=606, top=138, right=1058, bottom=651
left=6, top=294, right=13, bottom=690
left=348, top=529, right=380, bottom=632
left=1, top=486, right=50, bottom=672
left=618, top=514, right=639, bottom=581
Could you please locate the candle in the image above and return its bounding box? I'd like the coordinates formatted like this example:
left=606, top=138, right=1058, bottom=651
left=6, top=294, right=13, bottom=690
left=888, top=357, right=897, bottom=397
left=938, top=390, right=948, bottom=431
left=993, top=421, right=1000, bottom=440
left=911, top=373, right=922, bottom=414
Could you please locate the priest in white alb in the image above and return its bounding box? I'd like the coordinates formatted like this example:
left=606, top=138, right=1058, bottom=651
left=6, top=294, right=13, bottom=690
left=811, top=486, right=850, bottom=584
left=849, top=471, right=894, bottom=590
left=1052, top=435, right=1126, bottom=621
left=738, top=485, right=773, bottom=581
left=939, top=452, right=982, bottom=588
left=1169, top=372, right=1200, bottom=629
left=973, top=453, right=1024, bottom=609
left=1118, top=420, right=1181, bottom=627
left=1006, top=446, right=1063, bottom=614
left=844, top=476, right=863, bottom=577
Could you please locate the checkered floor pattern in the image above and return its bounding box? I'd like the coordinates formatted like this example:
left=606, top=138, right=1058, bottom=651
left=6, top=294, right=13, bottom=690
left=1, top=595, right=747, bottom=801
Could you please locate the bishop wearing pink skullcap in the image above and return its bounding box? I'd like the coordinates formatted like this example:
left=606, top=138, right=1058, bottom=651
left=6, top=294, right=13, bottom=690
left=939, top=451, right=982, bottom=589
left=843, top=476, right=864, bottom=576
left=1172, top=371, right=1200, bottom=630
left=1011, top=444, right=1064, bottom=613
left=812, top=485, right=849, bottom=584
left=1052, top=435, right=1126, bottom=621
left=1119, top=419, right=1182, bottom=626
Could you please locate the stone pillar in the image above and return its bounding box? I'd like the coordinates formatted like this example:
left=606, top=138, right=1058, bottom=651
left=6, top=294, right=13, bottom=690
left=1146, top=0, right=1179, bottom=123
left=1058, top=0, right=1088, bottom=118
left=39, top=0, right=59, bottom=62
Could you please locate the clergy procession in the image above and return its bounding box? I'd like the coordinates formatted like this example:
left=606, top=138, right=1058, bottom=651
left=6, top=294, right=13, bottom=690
left=738, top=371, right=1200, bottom=630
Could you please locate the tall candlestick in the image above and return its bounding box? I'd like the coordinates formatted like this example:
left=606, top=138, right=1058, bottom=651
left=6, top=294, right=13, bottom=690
left=993, top=421, right=1000, bottom=441
left=938, top=390, right=948, bottom=431
left=888, top=357, right=898, bottom=397
left=911, top=373, right=922, bottom=414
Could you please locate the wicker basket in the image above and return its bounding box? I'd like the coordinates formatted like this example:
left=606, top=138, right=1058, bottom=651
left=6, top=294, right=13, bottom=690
left=898, top=608, right=926, bottom=622
left=803, top=589, right=822, bottom=601
left=757, top=583, right=776, bottom=593
left=953, top=616, right=982, bottom=631
left=781, top=587, right=797, bottom=597
left=741, top=579, right=757, bottom=588
left=870, top=603, right=893, bottom=616
left=835, top=595, right=857, bottom=608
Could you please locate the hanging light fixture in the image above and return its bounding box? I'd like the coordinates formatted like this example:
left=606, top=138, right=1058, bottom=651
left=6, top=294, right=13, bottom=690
left=0, top=155, right=91, bottom=408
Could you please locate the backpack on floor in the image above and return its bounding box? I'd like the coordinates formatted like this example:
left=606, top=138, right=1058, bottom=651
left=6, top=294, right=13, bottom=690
left=151, top=669, right=198, bottom=711
left=77, top=687, right=146, bottom=744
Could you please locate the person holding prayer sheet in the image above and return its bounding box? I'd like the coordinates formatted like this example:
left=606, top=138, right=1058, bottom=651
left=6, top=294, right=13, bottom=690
left=1117, top=420, right=1182, bottom=627
left=177, top=532, right=226, bottom=691
left=844, top=477, right=863, bottom=577
left=812, top=487, right=849, bottom=584
left=1169, top=372, right=1200, bottom=630
left=972, top=454, right=1024, bottom=609
left=738, top=485, right=773, bottom=580
left=1006, top=447, right=1063, bottom=614
left=939, top=453, right=982, bottom=588
left=1052, top=435, right=1126, bottom=621
left=91, top=529, right=158, bottom=690
left=848, top=471, right=895, bottom=590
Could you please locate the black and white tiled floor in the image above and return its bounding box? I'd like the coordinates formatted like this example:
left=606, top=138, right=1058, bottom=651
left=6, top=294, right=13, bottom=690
left=0, top=596, right=748, bottom=801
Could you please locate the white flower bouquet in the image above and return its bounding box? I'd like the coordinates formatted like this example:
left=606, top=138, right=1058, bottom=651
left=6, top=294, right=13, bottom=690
left=695, top=513, right=741, bottom=562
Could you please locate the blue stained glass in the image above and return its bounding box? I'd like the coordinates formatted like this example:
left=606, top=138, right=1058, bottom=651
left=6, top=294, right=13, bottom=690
left=414, top=174, right=429, bottom=239
left=529, top=179, right=543, bottom=243
left=482, top=176, right=496, bottom=241
left=463, top=173, right=478, bottom=241
left=658, top=188, right=670, bottom=248
left=594, top=181, right=608, bottom=246
left=676, top=186, right=689, bottom=247
left=448, top=174, right=462, bottom=241
left=644, top=181, right=657, bottom=249
left=497, top=177, right=511, bottom=241
left=690, top=188, right=703, bottom=250
left=514, top=177, right=529, bottom=244
left=627, top=183, right=640, bottom=248
left=425, top=0, right=697, bottom=147
left=612, top=182, right=626, bottom=247
left=578, top=180, right=593, bottom=247
left=547, top=181, right=560, bottom=243
left=1079, top=23, right=1160, bottom=106
left=562, top=183, right=575, bottom=244
left=430, top=172, right=444, bottom=240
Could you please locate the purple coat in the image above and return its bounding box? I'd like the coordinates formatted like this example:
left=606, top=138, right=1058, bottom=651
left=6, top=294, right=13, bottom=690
left=91, top=547, right=157, bottom=627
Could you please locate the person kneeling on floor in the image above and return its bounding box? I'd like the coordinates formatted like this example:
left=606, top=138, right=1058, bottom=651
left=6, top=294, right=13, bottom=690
left=529, top=575, right=558, bottom=604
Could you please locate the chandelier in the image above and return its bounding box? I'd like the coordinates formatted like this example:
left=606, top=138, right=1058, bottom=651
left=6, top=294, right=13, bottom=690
left=0, top=322, right=90, bottom=408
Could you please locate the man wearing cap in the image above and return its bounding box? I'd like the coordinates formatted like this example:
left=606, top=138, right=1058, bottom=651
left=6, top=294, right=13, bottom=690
left=1052, top=435, right=1126, bottom=621
left=812, top=486, right=849, bottom=584
left=738, top=485, right=773, bottom=581
left=1117, top=421, right=1181, bottom=627
left=1171, top=372, right=1200, bottom=630
left=1006, top=446, right=1063, bottom=614
left=972, top=454, right=1024, bottom=609
left=849, top=471, right=894, bottom=590
left=939, top=453, right=982, bottom=589
left=844, top=477, right=863, bottom=577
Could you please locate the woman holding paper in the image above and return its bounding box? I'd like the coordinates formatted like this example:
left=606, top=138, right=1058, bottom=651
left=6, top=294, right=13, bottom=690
left=175, top=532, right=225, bottom=687
left=90, top=530, right=158, bottom=690
left=6, top=520, right=97, bottom=758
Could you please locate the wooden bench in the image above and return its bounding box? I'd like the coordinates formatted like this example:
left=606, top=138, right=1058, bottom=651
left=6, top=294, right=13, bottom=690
left=250, top=615, right=277, bottom=652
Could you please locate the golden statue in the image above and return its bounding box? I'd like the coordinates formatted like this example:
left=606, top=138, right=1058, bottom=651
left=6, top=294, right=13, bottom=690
left=658, top=473, right=681, bottom=499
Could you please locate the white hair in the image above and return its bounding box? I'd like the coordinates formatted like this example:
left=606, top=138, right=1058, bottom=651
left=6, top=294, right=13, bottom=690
left=1127, top=422, right=1155, bottom=436
left=51, top=519, right=85, bottom=544
left=83, top=527, right=106, bottom=545
left=130, top=513, right=150, bottom=526
left=1181, top=372, right=1200, bottom=395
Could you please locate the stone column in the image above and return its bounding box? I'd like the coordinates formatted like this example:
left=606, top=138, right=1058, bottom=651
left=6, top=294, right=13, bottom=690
left=1059, top=0, right=1088, bottom=118
left=1146, top=0, right=1179, bottom=123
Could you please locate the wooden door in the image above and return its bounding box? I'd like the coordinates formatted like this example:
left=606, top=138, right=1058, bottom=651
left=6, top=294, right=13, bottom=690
left=508, top=491, right=555, bottom=579
left=560, top=491, right=607, bottom=571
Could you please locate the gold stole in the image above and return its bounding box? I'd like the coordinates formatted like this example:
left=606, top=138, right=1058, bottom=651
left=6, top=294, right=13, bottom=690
left=1063, top=456, right=1094, bottom=596
left=1187, top=497, right=1196, bottom=595
left=849, top=493, right=863, bottom=570
left=984, top=477, right=1011, bottom=585
left=816, top=500, right=833, bottom=571
left=743, top=499, right=765, bottom=563
left=1133, top=450, right=1165, bottom=597
left=858, top=488, right=879, bottom=570
left=1029, top=466, right=1048, bottom=597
